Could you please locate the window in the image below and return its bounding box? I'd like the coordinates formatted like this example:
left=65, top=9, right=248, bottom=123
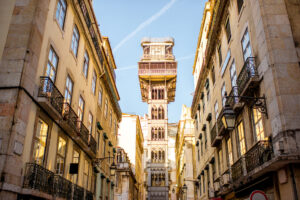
left=109, top=110, right=112, bottom=127
left=88, top=112, right=93, bottom=134
left=104, top=98, right=108, bottom=118
left=152, top=88, right=164, bottom=100
left=56, top=137, right=67, bottom=175
left=218, top=44, right=222, bottom=66
left=221, top=83, right=226, bottom=107
left=204, top=129, right=207, bottom=149
left=237, top=122, right=246, bottom=156
left=237, top=0, right=244, bottom=13
left=227, top=138, right=233, bottom=166
left=211, top=66, right=215, bottom=84
left=71, top=149, right=80, bottom=184
left=64, top=76, right=73, bottom=104
left=225, top=18, right=231, bottom=42
left=214, top=101, right=219, bottom=120
left=98, top=87, right=103, bottom=107
left=218, top=149, right=223, bottom=174
left=32, top=118, right=48, bottom=165
left=92, top=70, right=96, bottom=95
left=71, top=26, right=80, bottom=56
left=83, top=159, right=89, bottom=189
left=83, top=52, right=89, bottom=78
left=46, top=47, right=58, bottom=82
left=78, top=96, right=85, bottom=122
left=253, top=108, right=265, bottom=141
left=56, top=0, right=67, bottom=29
left=241, top=28, right=252, bottom=61
left=230, top=61, right=237, bottom=87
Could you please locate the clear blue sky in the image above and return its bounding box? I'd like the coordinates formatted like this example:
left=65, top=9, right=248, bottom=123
left=93, top=0, right=205, bottom=123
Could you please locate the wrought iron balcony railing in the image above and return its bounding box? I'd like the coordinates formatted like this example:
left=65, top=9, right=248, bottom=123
left=231, top=156, right=245, bottom=182
left=86, top=190, right=94, bottom=200
left=73, top=184, right=85, bottom=200
left=142, top=54, right=175, bottom=60
left=217, top=111, right=225, bottom=136
left=23, top=162, right=54, bottom=195
left=77, top=121, right=90, bottom=146
left=210, top=123, right=222, bottom=147
left=89, top=134, right=97, bottom=154
left=138, top=68, right=177, bottom=76
left=236, top=57, right=259, bottom=95
left=245, top=140, right=273, bottom=173
left=62, top=103, right=79, bottom=133
left=38, top=76, right=64, bottom=116
left=225, top=86, right=240, bottom=109
left=53, top=174, right=72, bottom=199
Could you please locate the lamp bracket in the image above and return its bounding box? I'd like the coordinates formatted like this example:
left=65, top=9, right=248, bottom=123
left=94, top=156, right=114, bottom=165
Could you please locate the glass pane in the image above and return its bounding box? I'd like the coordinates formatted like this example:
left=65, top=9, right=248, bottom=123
left=57, top=137, right=66, bottom=155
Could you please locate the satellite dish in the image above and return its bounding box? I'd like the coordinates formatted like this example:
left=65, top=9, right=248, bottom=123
left=250, top=190, right=268, bottom=200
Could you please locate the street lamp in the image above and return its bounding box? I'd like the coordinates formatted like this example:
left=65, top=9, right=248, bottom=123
left=221, top=103, right=236, bottom=130
left=110, top=161, right=116, bottom=176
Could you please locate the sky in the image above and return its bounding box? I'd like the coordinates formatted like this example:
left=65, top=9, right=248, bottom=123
left=93, top=0, right=206, bottom=123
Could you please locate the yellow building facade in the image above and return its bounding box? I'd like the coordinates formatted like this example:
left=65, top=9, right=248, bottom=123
left=0, top=0, right=121, bottom=199
left=192, top=0, right=300, bottom=200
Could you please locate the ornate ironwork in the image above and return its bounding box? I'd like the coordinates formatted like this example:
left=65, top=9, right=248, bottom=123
left=62, top=103, right=79, bottom=132
left=89, top=134, right=97, bottom=154
left=236, top=57, right=258, bottom=95
left=225, top=86, right=239, bottom=108
left=231, top=157, right=244, bottom=182
left=245, top=140, right=273, bottom=173
left=210, top=123, right=217, bottom=146
left=249, top=96, right=268, bottom=117
left=53, top=174, right=72, bottom=199
left=38, top=76, right=64, bottom=114
left=217, top=110, right=225, bottom=136
left=73, top=184, right=84, bottom=200
left=78, top=122, right=89, bottom=145
left=86, top=190, right=94, bottom=200
left=23, top=163, right=54, bottom=195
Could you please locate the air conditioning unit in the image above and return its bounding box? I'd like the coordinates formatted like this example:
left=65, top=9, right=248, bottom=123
left=222, top=173, right=230, bottom=185
left=214, top=181, right=220, bottom=191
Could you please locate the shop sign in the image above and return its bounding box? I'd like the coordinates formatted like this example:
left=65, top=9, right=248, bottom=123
left=250, top=190, right=268, bottom=200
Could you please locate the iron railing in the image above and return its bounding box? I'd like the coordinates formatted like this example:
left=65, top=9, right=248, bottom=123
left=210, top=123, right=217, bottom=145
left=86, top=190, right=94, bottom=200
left=73, top=184, right=85, bottom=200
left=225, top=86, right=239, bottom=108
left=23, top=163, right=54, bottom=195
left=38, top=76, right=64, bottom=114
left=231, top=157, right=244, bottom=182
left=78, top=122, right=90, bottom=146
left=142, top=54, right=175, bottom=60
left=236, top=57, right=258, bottom=95
left=62, top=103, right=79, bottom=133
left=245, top=140, right=273, bottom=173
left=89, top=134, right=97, bottom=154
left=53, top=174, right=72, bottom=199
left=217, top=111, right=225, bottom=136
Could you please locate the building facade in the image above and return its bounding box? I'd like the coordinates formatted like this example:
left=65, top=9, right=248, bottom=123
left=138, top=37, right=177, bottom=200
left=192, top=0, right=300, bottom=200
left=175, top=105, right=196, bottom=200
left=118, top=113, right=145, bottom=200
left=168, top=123, right=178, bottom=200
left=0, top=0, right=121, bottom=199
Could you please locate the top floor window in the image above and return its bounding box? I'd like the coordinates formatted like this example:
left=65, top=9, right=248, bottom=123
left=56, top=0, right=67, bottom=29
left=225, top=18, right=231, bottom=42
left=46, top=47, right=58, bottom=82
left=71, top=26, right=80, bottom=56
left=241, top=28, right=252, bottom=61
left=64, top=76, right=73, bottom=104
left=83, top=52, right=89, bottom=78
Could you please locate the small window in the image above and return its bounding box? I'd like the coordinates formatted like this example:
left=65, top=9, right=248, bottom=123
left=83, top=52, right=89, bottom=78
left=225, top=18, right=231, bottom=42
left=32, top=118, right=49, bottom=165
left=56, top=0, right=67, bottom=29
left=56, top=136, right=67, bottom=175
left=46, top=47, right=58, bottom=82
left=92, top=71, right=97, bottom=95
left=237, top=0, right=244, bottom=14
left=64, top=76, right=73, bottom=104
left=71, top=26, right=80, bottom=56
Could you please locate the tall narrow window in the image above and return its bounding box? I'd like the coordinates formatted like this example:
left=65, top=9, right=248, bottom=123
left=227, top=138, right=233, bottom=166
left=56, top=137, right=67, bottom=175
left=88, top=112, right=93, bottom=135
left=92, top=70, right=96, bottom=95
left=32, top=118, right=48, bottom=165
left=253, top=109, right=265, bottom=141
left=46, top=47, right=58, bottom=82
left=241, top=28, right=252, bottom=61
left=225, top=18, right=231, bottom=42
left=98, top=87, right=103, bottom=107
left=230, top=61, right=237, bottom=87
left=56, top=0, right=67, bottom=29
left=83, top=52, right=89, bottom=78
left=214, top=101, right=219, bottom=120
left=83, top=159, right=89, bottom=189
left=78, top=96, right=85, bottom=122
left=104, top=98, right=108, bottom=118
left=218, top=45, right=222, bottom=67
left=221, top=83, right=226, bottom=107
left=109, top=110, right=112, bottom=127
left=237, top=122, right=246, bottom=156
left=71, top=149, right=80, bottom=184
left=64, top=76, right=73, bottom=104
left=71, top=26, right=80, bottom=56
left=237, top=0, right=244, bottom=14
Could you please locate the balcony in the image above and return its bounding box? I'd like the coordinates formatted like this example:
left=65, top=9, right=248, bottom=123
left=37, top=77, right=64, bottom=120
left=226, top=86, right=243, bottom=111
left=77, top=122, right=90, bottom=146
left=245, top=140, right=273, bottom=173
left=210, top=123, right=222, bottom=147
left=231, top=157, right=246, bottom=182
left=138, top=62, right=177, bottom=77
left=236, top=57, right=260, bottom=97
left=89, top=134, right=97, bottom=154
left=23, top=163, right=93, bottom=199
left=217, top=111, right=226, bottom=136
left=61, top=103, right=79, bottom=135
left=142, top=54, right=175, bottom=60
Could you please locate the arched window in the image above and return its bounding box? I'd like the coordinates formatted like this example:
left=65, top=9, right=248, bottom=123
left=158, top=106, right=164, bottom=119
left=161, top=128, right=165, bottom=139
left=152, top=106, right=158, bottom=119
left=158, top=128, right=161, bottom=139
left=162, top=151, right=165, bottom=162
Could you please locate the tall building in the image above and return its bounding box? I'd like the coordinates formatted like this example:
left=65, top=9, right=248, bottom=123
left=192, top=0, right=300, bottom=200
left=118, top=113, right=145, bottom=200
left=0, top=0, right=121, bottom=199
left=138, top=37, right=177, bottom=200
